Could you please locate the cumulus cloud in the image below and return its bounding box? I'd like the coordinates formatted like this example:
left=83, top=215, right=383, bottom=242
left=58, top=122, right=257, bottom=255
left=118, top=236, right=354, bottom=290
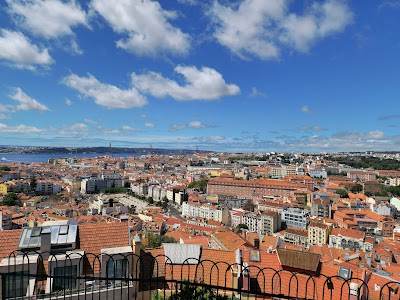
left=170, top=121, right=207, bottom=131
left=0, top=29, right=54, bottom=70
left=91, top=0, right=190, bottom=57
left=59, top=123, right=88, bottom=135
left=10, top=88, right=49, bottom=111
left=122, top=125, right=140, bottom=131
left=63, top=73, right=147, bottom=109
left=132, top=65, right=240, bottom=101
left=188, top=121, right=206, bottom=128
left=145, top=122, right=156, bottom=128
left=210, top=0, right=353, bottom=60
left=7, top=0, right=88, bottom=39
left=0, top=123, right=46, bottom=133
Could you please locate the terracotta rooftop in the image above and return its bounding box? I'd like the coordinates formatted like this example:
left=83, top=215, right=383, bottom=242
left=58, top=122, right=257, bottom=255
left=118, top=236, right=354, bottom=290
left=0, top=229, right=22, bottom=259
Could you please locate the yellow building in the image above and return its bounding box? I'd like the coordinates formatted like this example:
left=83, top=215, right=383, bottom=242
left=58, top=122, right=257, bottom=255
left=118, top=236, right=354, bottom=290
left=0, top=183, right=9, bottom=195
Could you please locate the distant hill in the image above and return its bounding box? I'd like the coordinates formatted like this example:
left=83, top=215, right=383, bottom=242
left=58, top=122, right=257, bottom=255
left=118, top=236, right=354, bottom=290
left=0, top=146, right=211, bottom=155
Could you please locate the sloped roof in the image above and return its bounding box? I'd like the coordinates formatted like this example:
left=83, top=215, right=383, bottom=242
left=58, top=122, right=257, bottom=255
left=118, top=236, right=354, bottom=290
left=0, top=229, right=22, bottom=259
left=277, top=248, right=320, bottom=273
left=78, top=222, right=130, bottom=255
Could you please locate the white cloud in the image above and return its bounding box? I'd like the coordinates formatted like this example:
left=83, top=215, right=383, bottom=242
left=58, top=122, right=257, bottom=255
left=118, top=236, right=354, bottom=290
left=83, top=118, right=97, bottom=124
left=210, top=0, right=353, bottom=60
left=0, top=29, right=54, bottom=70
left=0, top=114, right=10, bottom=120
left=0, top=123, right=46, bottom=133
left=170, top=124, right=186, bottom=131
left=102, top=129, right=120, bottom=134
left=145, top=122, right=155, bottom=128
left=91, top=0, right=190, bottom=57
left=67, top=123, right=88, bottom=131
left=301, top=105, right=310, bottom=113
left=140, top=114, right=147, bottom=119
left=65, top=98, right=73, bottom=106
left=132, top=65, right=240, bottom=101
left=249, top=87, right=266, bottom=98
left=122, top=125, right=140, bottom=131
left=188, top=121, right=205, bottom=129
left=59, top=122, right=88, bottom=135
left=10, top=88, right=49, bottom=111
left=63, top=73, right=147, bottom=109
left=7, top=0, right=88, bottom=39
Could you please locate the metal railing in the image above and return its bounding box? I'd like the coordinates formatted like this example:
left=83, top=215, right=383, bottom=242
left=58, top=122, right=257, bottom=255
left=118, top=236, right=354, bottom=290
left=0, top=251, right=399, bottom=300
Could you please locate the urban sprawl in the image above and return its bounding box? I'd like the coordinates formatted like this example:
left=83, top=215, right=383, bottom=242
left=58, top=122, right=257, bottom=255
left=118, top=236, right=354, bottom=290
left=1, top=151, right=400, bottom=299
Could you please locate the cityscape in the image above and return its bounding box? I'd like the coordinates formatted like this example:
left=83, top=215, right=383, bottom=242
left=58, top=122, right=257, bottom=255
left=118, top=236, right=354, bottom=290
left=1, top=0, right=400, bottom=299
left=1, top=151, right=400, bottom=299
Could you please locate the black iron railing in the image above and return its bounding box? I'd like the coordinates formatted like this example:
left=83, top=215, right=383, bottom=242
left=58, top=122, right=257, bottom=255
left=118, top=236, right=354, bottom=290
left=0, top=251, right=399, bottom=300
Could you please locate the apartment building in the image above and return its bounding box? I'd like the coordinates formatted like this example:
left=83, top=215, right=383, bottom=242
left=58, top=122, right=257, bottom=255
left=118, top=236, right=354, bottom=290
left=308, top=221, right=331, bottom=246
left=0, top=211, right=12, bottom=230
left=284, top=227, right=308, bottom=247
left=347, top=171, right=377, bottom=182
left=207, top=178, right=299, bottom=198
left=284, top=174, right=315, bottom=191
left=269, top=164, right=296, bottom=179
left=0, top=221, right=134, bottom=299
left=329, top=227, right=374, bottom=252
left=81, top=177, right=122, bottom=194
left=311, top=197, right=331, bottom=218
left=182, top=202, right=229, bottom=224
left=281, top=207, right=310, bottom=229
left=242, top=211, right=281, bottom=235
left=35, top=181, right=61, bottom=195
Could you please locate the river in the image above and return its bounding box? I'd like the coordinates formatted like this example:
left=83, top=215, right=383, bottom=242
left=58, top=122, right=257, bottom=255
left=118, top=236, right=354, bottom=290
left=0, top=153, right=139, bottom=163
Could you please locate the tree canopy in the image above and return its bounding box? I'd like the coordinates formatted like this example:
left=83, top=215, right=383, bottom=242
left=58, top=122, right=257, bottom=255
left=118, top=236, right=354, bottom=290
left=2, top=192, right=18, bottom=206
left=142, top=232, right=177, bottom=249
left=187, top=178, right=208, bottom=192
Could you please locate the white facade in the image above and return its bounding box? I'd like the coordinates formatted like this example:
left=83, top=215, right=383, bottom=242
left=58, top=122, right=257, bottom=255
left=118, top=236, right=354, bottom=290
left=182, top=202, right=228, bottom=223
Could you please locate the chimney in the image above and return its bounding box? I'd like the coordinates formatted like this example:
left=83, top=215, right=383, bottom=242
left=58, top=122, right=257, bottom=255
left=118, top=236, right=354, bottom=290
left=254, top=238, right=260, bottom=249
left=40, top=227, right=52, bottom=256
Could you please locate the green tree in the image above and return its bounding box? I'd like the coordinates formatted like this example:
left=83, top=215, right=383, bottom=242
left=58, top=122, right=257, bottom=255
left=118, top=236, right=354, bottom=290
left=30, top=176, right=37, bottom=192
left=0, top=166, right=11, bottom=171
left=187, top=178, right=208, bottom=192
left=2, top=192, right=18, bottom=206
left=336, top=189, right=348, bottom=198
left=244, top=199, right=255, bottom=212
left=236, top=224, right=249, bottom=230
left=350, top=184, right=363, bottom=193
left=143, top=232, right=176, bottom=249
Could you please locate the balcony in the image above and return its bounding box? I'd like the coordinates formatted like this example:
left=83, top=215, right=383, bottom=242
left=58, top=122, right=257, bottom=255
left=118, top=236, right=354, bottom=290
left=0, top=252, right=399, bottom=300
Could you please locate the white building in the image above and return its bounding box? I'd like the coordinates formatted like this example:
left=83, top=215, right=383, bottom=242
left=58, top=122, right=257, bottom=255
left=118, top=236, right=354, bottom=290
left=182, top=202, right=229, bottom=224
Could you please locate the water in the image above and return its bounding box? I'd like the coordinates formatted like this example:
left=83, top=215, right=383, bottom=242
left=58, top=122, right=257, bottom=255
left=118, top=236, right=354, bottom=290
left=0, top=153, right=139, bottom=163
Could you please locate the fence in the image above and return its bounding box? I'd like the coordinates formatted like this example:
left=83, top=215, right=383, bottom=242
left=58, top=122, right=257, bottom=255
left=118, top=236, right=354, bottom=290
left=0, top=251, right=399, bottom=300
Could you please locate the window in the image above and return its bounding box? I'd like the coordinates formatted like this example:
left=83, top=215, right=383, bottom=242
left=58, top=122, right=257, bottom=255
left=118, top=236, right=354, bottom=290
left=53, top=265, right=77, bottom=291
left=106, top=259, right=127, bottom=283
left=4, top=271, right=30, bottom=298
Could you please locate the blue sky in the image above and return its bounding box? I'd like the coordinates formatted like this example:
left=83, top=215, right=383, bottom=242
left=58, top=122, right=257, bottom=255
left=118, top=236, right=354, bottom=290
left=0, top=0, right=400, bottom=153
